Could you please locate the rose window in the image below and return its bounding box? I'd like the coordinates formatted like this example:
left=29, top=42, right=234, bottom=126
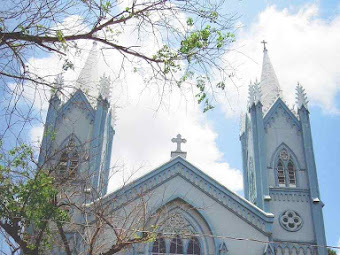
left=279, top=210, right=303, bottom=232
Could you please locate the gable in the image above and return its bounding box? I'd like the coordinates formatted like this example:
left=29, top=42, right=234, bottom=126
left=263, top=98, right=301, bottom=131
left=57, top=89, right=95, bottom=122
left=102, top=157, right=274, bottom=235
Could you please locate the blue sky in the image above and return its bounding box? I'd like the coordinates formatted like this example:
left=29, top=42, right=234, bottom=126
left=207, top=0, right=340, bottom=249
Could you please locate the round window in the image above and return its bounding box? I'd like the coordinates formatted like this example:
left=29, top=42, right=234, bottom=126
left=279, top=210, right=303, bottom=232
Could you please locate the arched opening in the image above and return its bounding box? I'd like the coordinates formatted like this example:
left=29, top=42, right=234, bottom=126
left=277, top=159, right=285, bottom=187
left=147, top=199, right=215, bottom=255
left=169, top=235, right=184, bottom=254
left=152, top=236, right=166, bottom=254
left=273, top=146, right=299, bottom=188
left=58, top=150, right=79, bottom=178
left=187, top=237, right=201, bottom=254
left=287, top=160, right=296, bottom=187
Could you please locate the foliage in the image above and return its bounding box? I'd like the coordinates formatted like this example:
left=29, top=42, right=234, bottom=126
left=0, top=141, right=67, bottom=253
left=0, top=0, right=237, bottom=113
left=328, top=248, right=337, bottom=255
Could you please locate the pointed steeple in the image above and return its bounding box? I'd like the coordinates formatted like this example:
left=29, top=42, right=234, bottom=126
left=76, top=42, right=99, bottom=101
left=260, top=41, right=281, bottom=111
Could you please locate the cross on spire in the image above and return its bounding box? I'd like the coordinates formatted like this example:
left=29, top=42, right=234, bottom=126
left=171, top=134, right=187, bottom=159
left=261, top=40, right=267, bottom=51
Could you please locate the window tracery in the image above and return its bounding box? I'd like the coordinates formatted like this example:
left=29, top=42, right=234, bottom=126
left=275, top=148, right=297, bottom=187
left=57, top=137, right=79, bottom=178
left=279, top=210, right=303, bottom=232
left=151, top=213, right=201, bottom=255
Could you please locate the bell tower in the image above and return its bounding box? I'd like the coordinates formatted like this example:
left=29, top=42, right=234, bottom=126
left=38, top=43, right=115, bottom=196
left=240, top=44, right=327, bottom=254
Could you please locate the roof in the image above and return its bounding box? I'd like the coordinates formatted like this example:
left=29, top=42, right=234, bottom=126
left=99, top=156, right=274, bottom=234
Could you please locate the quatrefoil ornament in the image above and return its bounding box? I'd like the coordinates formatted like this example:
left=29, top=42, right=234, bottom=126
left=279, top=210, right=303, bottom=232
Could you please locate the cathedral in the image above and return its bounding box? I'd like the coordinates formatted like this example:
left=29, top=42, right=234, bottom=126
left=39, top=43, right=327, bottom=255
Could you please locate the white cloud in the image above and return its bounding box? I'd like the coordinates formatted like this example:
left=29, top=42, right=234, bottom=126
left=218, top=4, right=340, bottom=117
left=17, top=13, right=243, bottom=193
left=105, top=54, right=243, bottom=192
left=337, top=238, right=340, bottom=255
left=29, top=125, right=44, bottom=147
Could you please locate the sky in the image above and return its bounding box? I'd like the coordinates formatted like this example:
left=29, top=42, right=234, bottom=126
left=3, top=0, right=340, bottom=252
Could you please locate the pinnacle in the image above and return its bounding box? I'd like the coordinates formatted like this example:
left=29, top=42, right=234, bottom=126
left=296, top=82, right=308, bottom=110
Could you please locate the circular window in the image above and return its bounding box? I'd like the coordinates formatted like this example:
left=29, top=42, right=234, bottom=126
left=279, top=210, right=303, bottom=232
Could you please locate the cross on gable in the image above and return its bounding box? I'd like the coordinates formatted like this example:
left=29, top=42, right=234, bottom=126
left=171, top=134, right=186, bottom=152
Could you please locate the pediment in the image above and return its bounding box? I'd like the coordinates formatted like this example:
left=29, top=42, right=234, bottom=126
left=57, top=89, right=95, bottom=121
left=103, top=156, right=274, bottom=234
left=263, top=97, right=301, bottom=131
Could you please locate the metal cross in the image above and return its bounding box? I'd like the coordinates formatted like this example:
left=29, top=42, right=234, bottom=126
left=261, top=40, right=267, bottom=50
left=171, top=134, right=186, bottom=152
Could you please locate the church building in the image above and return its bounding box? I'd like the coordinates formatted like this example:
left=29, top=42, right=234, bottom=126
left=39, top=43, right=327, bottom=255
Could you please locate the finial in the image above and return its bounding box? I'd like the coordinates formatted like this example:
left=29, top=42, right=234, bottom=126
left=253, top=78, right=262, bottom=104
left=296, top=82, right=308, bottom=110
left=261, top=40, right=267, bottom=51
left=171, top=134, right=187, bottom=159
left=98, top=73, right=112, bottom=101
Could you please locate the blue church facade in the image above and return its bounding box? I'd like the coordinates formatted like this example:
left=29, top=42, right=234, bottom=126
left=40, top=43, right=327, bottom=254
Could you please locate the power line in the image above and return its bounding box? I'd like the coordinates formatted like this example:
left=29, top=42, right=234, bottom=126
left=110, top=227, right=340, bottom=250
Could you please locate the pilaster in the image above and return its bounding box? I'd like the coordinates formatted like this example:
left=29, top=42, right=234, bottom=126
left=298, top=106, right=327, bottom=255
left=38, top=94, right=61, bottom=166
left=249, top=102, right=270, bottom=212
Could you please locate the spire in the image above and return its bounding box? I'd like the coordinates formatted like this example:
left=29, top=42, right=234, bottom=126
left=296, top=82, right=308, bottom=110
left=76, top=42, right=99, bottom=101
left=260, top=41, right=281, bottom=111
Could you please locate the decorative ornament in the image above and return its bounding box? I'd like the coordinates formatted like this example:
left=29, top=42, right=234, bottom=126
left=162, top=213, right=193, bottom=237
left=279, top=210, right=303, bottom=232
left=248, top=81, right=255, bottom=107
left=296, top=82, right=308, bottom=110
left=253, top=79, right=262, bottom=104
left=279, top=149, right=289, bottom=161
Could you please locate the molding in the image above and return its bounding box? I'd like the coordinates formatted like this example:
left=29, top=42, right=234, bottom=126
left=269, top=188, right=310, bottom=203
left=101, top=157, right=274, bottom=235
left=272, top=240, right=317, bottom=254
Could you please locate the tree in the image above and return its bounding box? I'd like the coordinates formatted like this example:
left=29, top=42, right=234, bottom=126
left=1, top=0, right=237, bottom=254
left=328, top=248, right=337, bottom=255
left=0, top=0, right=236, bottom=113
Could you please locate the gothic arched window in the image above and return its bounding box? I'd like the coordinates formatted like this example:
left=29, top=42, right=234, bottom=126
left=59, top=152, right=69, bottom=177
left=277, top=159, right=285, bottom=186
left=58, top=150, right=79, bottom=178
left=187, top=237, right=200, bottom=254
left=152, top=237, right=166, bottom=254
left=288, top=160, right=296, bottom=186
left=170, top=236, right=184, bottom=254
left=275, top=148, right=297, bottom=187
